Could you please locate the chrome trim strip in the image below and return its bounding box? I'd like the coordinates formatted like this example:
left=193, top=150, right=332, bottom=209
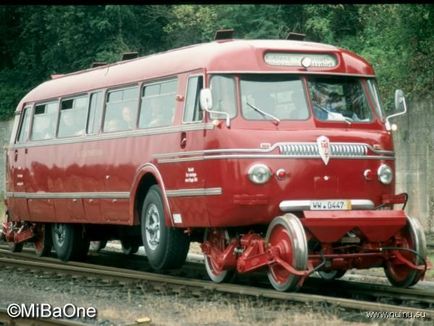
left=158, top=154, right=394, bottom=164
left=279, top=199, right=375, bottom=212
left=165, top=188, right=222, bottom=198
left=207, top=71, right=376, bottom=78
left=155, top=141, right=394, bottom=163
left=6, top=192, right=130, bottom=200
left=154, top=142, right=394, bottom=159
left=10, top=123, right=215, bottom=149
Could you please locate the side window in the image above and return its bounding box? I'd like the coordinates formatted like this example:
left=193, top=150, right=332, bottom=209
left=210, top=76, right=237, bottom=119
left=58, top=96, right=88, bottom=138
left=87, top=92, right=103, bottom=134
left=139, top=79, right=177, bottom=129
left=103, top=86, right=138, bottom=132
left=15, top=108, right=31, bottom=144
left=30, top=102, right=58, bottom=141
left=183, top=76, right=203, bottom=123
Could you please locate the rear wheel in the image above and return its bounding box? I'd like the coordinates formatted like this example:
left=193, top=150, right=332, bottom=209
left=384, top=216, right=427, bottom=287
left=33, top=224, right=52, bottom=257
left=203, top=229, right=234, bottom=283
left=266, top=214, right=308, bottom=292
left=51, top=223, right=88, bottom=261
left=141, top=185, right=190, bottom=270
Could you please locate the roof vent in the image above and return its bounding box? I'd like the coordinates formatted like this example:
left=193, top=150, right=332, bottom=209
left=214, top=29, right=234, bottom=41
left=286, top=32, right=305, bottom=41
left=121, top=52, right=138, bottom=61
left=91, top=62, right=107, bottom=68
left=50, top=74, right=65, bottom=80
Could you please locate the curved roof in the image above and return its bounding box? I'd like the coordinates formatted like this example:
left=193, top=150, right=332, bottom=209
left=17, top=39, right=375, bottom=110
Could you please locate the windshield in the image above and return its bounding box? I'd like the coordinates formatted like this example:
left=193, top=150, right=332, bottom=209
left=308, top=77, right=372, bottom=122
left=240, top=75, right=309, bottom=121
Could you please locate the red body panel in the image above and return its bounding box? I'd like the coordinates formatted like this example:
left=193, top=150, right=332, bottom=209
left=302, top=210, right=406, bottom=242
left=5, top=39, right=394, bottom=233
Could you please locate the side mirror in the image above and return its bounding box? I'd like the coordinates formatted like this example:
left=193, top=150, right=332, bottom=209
left=394, top=89, right=406, bottom=112
left=385, top=89, right=407, bottom=131
left=199, top=88, right=231, bottom=128
left=200, top=88, right=213, bottom=111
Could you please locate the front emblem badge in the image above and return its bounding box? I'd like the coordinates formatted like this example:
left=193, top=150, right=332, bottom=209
left=317, top=136, right=330, bottom=165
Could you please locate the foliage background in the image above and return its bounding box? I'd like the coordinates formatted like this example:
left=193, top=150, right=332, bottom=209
left=0, top=4, right=432, bottom=119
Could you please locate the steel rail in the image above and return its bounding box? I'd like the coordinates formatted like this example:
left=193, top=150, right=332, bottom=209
left=2, top=247, right=434, bottom=304
left=1, top=246, right=433, bottom=305
left=0, top=255, right=433, bottom=319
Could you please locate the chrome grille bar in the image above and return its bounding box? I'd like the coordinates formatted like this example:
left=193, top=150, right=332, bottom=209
left=278, top=142, right=369, bottom=157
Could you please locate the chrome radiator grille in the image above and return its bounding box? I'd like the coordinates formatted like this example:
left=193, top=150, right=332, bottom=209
left=278, top=143, right=368, bottom=157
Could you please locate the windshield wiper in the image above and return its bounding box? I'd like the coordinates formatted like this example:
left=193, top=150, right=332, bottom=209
left=316, top=104, right=352, bottom=125
left=246, top=102, right=280, bottom=125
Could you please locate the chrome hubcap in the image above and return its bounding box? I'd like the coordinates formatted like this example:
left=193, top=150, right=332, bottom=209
left=145, top=203, right=160, bottom=251
left=54, top=224, right=65, bottom=247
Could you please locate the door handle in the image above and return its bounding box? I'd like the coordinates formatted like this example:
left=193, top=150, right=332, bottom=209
left=180, top=132, right=187, bottom=149
left=14, top=149, right=18, bottom=162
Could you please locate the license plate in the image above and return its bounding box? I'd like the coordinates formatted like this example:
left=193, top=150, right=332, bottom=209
left=310, top=200, right=352, bottom=210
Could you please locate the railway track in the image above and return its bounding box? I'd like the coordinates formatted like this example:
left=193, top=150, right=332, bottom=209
left=0, top=247, right=433, bottom=321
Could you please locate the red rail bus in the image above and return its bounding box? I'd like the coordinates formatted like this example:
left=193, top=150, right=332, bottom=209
left=2, top=35, right=428, bottom=291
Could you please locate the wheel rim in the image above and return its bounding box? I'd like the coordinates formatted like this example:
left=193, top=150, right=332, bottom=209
left=385, top=216, right=426, bottom=287
left=145, top=203, right=160, bottom=251
left=266, top=214, right=308, bottom=292
left=204, top=229, right=231, bottom=283
left=268, top=225, right=293, bottom=285
left=53, top=224, right=66, bottom=247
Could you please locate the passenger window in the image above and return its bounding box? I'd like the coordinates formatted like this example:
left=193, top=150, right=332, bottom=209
left=183, top=76, right=203, bottom=123
left=30, top=102, right=58, bottom=141
left=16, top=107, right=32, bottom=144
left=210, top=76, right=237, bottom=119
left=103, top=86, right=139, bottom=132
left=139, top=79, right=177, bottom=129
left=58, top=96, right=88, bottom=138
left=87, top=92, right=103, bottom=134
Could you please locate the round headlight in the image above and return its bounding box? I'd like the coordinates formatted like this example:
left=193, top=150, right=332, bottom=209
left=378, top=164, right=393, bottom=184
left=248, top=164, right=271, bottom=184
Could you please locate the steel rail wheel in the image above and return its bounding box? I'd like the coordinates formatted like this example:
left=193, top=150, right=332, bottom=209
left=384, top=215, right=427, bottom=287
left=265, top=214, right=308, bottom=292
left=318, top=269, right=346, bottom=280
left=121, top=239, right=139, bottom=255
left=33, top=223, right=52, bottom=257
left=141, top=185, right=190, bottom=270
left=203, top=229, right=234, bottom=283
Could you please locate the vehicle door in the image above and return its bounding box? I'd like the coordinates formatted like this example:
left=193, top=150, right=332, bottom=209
left=166, top=73, right=208, bottom=226
left=8, top=106, right=32, bottom=220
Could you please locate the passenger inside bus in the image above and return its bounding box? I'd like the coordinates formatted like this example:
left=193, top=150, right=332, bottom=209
left=119, top=106, right=135, bottom=130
